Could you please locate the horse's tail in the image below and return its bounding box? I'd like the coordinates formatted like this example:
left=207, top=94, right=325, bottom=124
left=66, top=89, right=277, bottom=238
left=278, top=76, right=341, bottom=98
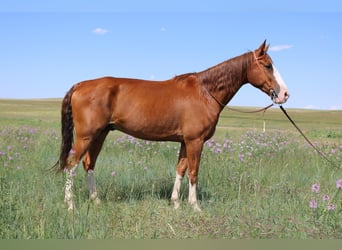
left=53, top=85, right=76, bottom=173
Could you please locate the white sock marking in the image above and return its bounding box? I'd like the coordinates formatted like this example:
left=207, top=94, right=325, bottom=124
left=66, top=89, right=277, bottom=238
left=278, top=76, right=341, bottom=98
left=64, top=165, right=78, bottom=211
left=171, top=173, right=183, bottom=209
left=188, top=180, right=201, bottom=212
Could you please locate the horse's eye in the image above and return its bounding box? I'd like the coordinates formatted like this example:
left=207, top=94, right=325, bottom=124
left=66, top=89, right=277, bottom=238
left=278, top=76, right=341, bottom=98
left=265, top=64, right=273, bottom=70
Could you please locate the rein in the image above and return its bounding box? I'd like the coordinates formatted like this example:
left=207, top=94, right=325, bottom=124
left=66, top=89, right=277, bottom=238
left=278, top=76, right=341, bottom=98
left=279, top=105, right=341, bottom=171
left=226, top=104, right=341, bottom=170
left=226, top=103, right=274, bottom=114
left=206, top=86, right=274, bottom=114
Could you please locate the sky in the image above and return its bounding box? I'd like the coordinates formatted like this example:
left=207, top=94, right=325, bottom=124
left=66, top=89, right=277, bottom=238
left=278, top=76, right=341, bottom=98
left=1, top=0, right=342, bottom=110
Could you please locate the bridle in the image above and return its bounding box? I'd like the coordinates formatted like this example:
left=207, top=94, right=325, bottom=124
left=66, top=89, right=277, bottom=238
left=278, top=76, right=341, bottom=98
left=252, top=51, right=279, bottom=103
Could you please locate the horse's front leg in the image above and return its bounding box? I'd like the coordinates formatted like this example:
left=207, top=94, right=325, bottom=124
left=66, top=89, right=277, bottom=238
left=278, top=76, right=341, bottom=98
left=185, top=139, right=204, bottom=212
left=171, top=143, right=187, bottom=209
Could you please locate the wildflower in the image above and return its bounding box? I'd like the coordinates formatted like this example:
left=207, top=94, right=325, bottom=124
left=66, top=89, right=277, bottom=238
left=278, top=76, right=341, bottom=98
left=111, top=171, right=116, bottom=177
left=216, top=148, right=223, bottom=154
left=322, top=194, right=330, bottom=201
left=311, top=183, right=320, bottom=193
left=69, top=149, right=75, bottom=155
left=336, top=179, right=342, bottom=189
left=7, top=145, right=12, bottom=151
left=327, top=203, right=336, bottom=211
left=309, top=199, right=318, bottom=209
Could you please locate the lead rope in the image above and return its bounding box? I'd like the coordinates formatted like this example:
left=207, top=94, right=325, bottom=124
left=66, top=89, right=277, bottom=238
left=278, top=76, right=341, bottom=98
left=224, top=103, right=341, bottom=171
left=279, top=105, right=341, bottom=171
left=226, top=103, right=274, bottom=114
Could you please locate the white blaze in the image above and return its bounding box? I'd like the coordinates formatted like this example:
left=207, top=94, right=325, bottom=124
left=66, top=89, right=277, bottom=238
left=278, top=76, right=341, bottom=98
left=272, top=64, right=289, bottom=104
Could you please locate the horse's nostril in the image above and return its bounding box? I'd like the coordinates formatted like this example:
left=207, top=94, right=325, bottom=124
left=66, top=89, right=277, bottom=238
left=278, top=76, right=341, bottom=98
left=284, top=91, right=290, bottom=99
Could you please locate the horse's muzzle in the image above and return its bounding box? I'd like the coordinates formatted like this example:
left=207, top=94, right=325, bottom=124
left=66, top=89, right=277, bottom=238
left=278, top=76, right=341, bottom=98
left=271, top=89, right=289, bottom=104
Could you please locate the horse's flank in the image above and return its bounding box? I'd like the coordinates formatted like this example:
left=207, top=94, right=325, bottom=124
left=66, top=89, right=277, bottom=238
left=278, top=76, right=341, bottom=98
left=71, top=75, right=217, bottom=142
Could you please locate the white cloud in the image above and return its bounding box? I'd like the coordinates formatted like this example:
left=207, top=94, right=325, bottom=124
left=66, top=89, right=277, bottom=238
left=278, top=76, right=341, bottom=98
left=269, top=44, right=293, bottom=52
left=303, top=105, right=317, bottom=110
left=329, top=105, right=342, bottom=110
left=160, top=27, right=167, bottom=32
left=92, top=28, right=109, bottom=35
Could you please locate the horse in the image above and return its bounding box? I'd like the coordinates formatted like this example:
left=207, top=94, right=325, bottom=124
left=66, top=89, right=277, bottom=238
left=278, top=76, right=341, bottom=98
left=55, top=40, right=289, bottom=211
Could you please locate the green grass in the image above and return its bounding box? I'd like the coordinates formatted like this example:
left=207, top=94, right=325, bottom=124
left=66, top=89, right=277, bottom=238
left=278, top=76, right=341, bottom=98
left=0, top=99, right=341, bottom=239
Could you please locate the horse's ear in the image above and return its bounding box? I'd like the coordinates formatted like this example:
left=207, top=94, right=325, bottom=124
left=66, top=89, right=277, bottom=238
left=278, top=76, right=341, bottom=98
left=255, top=40, right=269, bottom=57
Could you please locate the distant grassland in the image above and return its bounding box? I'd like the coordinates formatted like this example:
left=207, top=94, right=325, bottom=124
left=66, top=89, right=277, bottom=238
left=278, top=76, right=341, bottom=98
left=0, top=99, right=341, bottom=239
left=1, top=98, right=341, bottom=138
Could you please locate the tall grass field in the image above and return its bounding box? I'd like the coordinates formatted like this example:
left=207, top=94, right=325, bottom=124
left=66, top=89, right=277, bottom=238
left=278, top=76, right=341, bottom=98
left=0, top=99, right=341, bottom=239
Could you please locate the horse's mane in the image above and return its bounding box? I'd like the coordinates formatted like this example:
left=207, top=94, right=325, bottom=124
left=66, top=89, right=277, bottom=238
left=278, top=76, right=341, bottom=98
left=173, top=72, right=197, bottom=81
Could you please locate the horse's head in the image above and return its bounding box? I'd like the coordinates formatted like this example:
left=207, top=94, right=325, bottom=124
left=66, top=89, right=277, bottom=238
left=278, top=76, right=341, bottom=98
left=247, top=40, right=289, bottom=104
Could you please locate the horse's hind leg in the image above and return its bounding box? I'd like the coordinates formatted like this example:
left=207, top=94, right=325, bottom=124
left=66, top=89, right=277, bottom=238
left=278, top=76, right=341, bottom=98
left=64, top=133, right=97, bottom=210
left=82, top=129, right=110, bottom=204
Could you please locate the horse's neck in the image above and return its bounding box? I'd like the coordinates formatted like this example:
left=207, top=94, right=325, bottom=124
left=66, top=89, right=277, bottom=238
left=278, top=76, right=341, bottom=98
left=197, top=53, right=250, bottom=107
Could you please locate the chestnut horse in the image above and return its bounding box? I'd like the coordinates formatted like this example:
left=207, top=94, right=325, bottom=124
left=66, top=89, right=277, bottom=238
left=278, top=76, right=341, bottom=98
left=55, top=41, right=289, bottom=211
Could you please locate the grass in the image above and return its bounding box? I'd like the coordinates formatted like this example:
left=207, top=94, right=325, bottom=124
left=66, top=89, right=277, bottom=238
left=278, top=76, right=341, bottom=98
left=0, top=99, right=341, bottom=239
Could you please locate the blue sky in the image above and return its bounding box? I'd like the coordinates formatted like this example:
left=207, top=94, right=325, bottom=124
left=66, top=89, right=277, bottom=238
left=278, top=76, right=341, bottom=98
left=1, top=0, right=342, bottom=110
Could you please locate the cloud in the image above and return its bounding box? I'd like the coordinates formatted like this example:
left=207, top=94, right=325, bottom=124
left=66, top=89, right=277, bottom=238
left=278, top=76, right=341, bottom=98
left=160, top=27, right=167, bottom=32
left=303, top=105, right=317, bottom=110
left=92, top=28, right=109, bottom=35
left=269, top=44, right=293, bottom=52
left=329, top=105, right=342, bottom=110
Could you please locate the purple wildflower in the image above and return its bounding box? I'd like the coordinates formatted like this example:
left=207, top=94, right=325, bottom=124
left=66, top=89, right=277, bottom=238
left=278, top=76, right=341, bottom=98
left=336, top=179, right=342, bottom=189
left=311, top=183, right=320, bottom=193
left=327, top=203, right=336, bottom=211
left=216, top=148, right=223, bottom=154
left=322, top=194, right=330, bottom=201
left=309, top=199, right=318, bottom=209
left=111, top=171, right=116, bottom=177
